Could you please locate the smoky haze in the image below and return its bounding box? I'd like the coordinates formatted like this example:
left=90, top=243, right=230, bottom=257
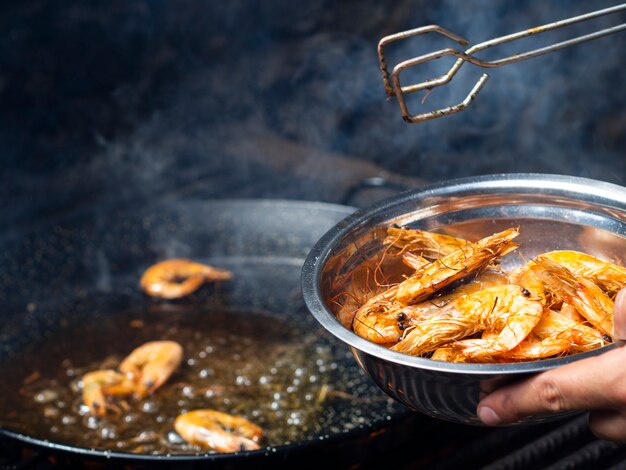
left=1, top=0, right=625, bottom=231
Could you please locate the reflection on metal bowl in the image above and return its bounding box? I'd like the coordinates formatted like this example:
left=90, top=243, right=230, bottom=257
left=302, top=173, right=626, bottom=425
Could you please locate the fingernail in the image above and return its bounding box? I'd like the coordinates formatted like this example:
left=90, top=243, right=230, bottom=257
left=477, top=405, right=501, bottom=426
left=613, top=289, right=626, bottom=340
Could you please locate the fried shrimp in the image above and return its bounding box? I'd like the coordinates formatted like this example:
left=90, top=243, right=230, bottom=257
left=140, top=259, right=232, bottom=299
left=174, top=409, right=263, bottom=453
left=540, top=250, right=626, bottom=297
left=531, top=256, right=614, bottom=337
left=392, top=285, right=543, bottom=357
left=119, top=341, right=183, bottom=399
left=338, top=225, right=622, bottom=363
left=384, top=227, right=473, bottom=259
left=395, top=227, right=519, bottom=304
left=81, top=370, right=135, bottom=417
left=499, top=335, right=575, bottom=361
left=531, top=309, right=608, bottom=353
left=353, top=268, right=508, bottom=344
left=509, top=264, right=547, bottom=305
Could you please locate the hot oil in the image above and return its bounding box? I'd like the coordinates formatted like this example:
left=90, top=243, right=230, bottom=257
left=0, top=305, right=397, bottom=454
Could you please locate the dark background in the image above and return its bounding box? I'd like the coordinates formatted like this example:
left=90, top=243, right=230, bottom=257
left=2, top=0, right=625, bottom=232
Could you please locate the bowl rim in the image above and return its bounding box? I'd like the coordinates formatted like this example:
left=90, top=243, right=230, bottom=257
left=301, top=173, right=626, bottom=375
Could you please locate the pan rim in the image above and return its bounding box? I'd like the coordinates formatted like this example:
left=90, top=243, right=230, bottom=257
left=1, top=199, right=417, bottom=462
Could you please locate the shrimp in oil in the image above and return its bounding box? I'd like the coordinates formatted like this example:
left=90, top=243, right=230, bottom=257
left=140, top=259, right=232, bottom=299
left=119, top=340, right=183, bottom=399
left=81, top=370, right=136, bottom=417
left=174, top=409, right=263, bottom=453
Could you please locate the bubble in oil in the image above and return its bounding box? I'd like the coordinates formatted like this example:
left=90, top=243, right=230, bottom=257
left=8, top=307, right=403, bottom=454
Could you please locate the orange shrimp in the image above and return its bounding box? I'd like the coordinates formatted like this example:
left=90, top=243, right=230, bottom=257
left=384, top=227, right=473, bottom=259
left=392, top=284, right=542, bottom=357
left=558, top=302, right=586, bottom=322
left=81, top=370, right=136, bottom=417
left=395, top=227, right=519, bottom=304
left=431, top=347, right=469, bottom=362
left=499, top=335, right=575, bottom=361
left=401, top=252, right=431, bottom=271
left=353, top=268, right=509, bottom=344
left=119, top=341, right=183, bottom=399
left=540, top=250, right=626, bottom=297
left=509, top=263, right=547, bottom=305
left=174, top=409, right=263, bottom=453
left=140, top=259, right=232, bottom=299
left=531, top=309, right=609, bottom=353
left=433, top=334, right=570, bottom=363
left=531, top=256, right=614, bottom=337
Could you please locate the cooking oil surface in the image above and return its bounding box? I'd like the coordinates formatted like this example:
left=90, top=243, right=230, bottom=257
left=0, top=305, right=398, bottom=454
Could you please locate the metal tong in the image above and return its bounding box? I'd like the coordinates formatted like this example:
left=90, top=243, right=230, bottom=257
left=378, top=4, right=626, bottom=123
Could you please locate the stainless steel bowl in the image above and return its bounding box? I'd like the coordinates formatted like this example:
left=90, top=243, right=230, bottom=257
left=301, top=174, right=626, bottom=425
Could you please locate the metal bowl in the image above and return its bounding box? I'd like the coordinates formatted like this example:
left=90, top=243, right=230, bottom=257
left=301, top=174, right=626, bottom=425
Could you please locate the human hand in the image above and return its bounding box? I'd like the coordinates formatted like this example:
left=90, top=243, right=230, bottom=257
left=477, top=288, right=626, bottom=442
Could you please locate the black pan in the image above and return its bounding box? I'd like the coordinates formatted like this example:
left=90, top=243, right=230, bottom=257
left=0, top=199, right=415, bottom=467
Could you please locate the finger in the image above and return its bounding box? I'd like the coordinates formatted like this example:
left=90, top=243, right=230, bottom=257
left=589, top=409, right=626, bottom=443
left=613, top=288, right=626, bottom=340
left=478, top=346, right=626, bottom=425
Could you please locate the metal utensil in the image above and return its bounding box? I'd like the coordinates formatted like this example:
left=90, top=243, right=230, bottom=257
left=378, top=4, right=626, bottom=122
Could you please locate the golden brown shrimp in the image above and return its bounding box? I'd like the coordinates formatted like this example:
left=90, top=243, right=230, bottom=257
left=174, top=409, right=263, bottom=453
left=531, top=256, right=614, bottom=337
left=558, top=302, right=586, bottom=322
left=140, top=259, right=232, bottom=299
left=499, top=308, right=610, bottom=361
left=81, top=370, right=135, bottom=417
left=509, top=263, right=547, bottom=305
left=499, top=335, right=574, bottom=361
left=440, top=307, right=609, bottom=362
left=119, top=341, right=183, bottom=399
left=335, top=296, right=361, bottom=330
left=353, top=299, right=407, bottom=344
left=540, top=250, right=626, bottom=296
left=384, top=227, right=472, bottom=259
left=464, top=328, right=569, bottom=362
left=401, top=252, right=431, bottom=271
left=431, top=347, right=469, bottom=362
left=447, top=288, right=544, bottom=360
left=392, top=284, right=542, bottom=357
left=433, top=331, right=546, bottom=363
left=532, top=309, right=609, bottom=353
left=351, top=285, right=400, bottom=342
left=395, top=227, right=520, bottom=304
left=352, top=268, right=509, bottom=344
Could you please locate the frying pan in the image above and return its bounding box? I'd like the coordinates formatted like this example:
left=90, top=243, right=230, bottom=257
left=0, top=199, right=414, bottom=467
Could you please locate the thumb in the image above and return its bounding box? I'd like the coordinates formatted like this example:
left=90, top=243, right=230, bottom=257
left=613, top=288, right=626, bottom=340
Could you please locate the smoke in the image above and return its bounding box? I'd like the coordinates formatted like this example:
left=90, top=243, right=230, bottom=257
left=1, top=0, right=625, bottom=231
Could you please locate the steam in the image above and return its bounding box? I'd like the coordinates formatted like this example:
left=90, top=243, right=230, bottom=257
left=3, top=0, right=625, bottom=230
